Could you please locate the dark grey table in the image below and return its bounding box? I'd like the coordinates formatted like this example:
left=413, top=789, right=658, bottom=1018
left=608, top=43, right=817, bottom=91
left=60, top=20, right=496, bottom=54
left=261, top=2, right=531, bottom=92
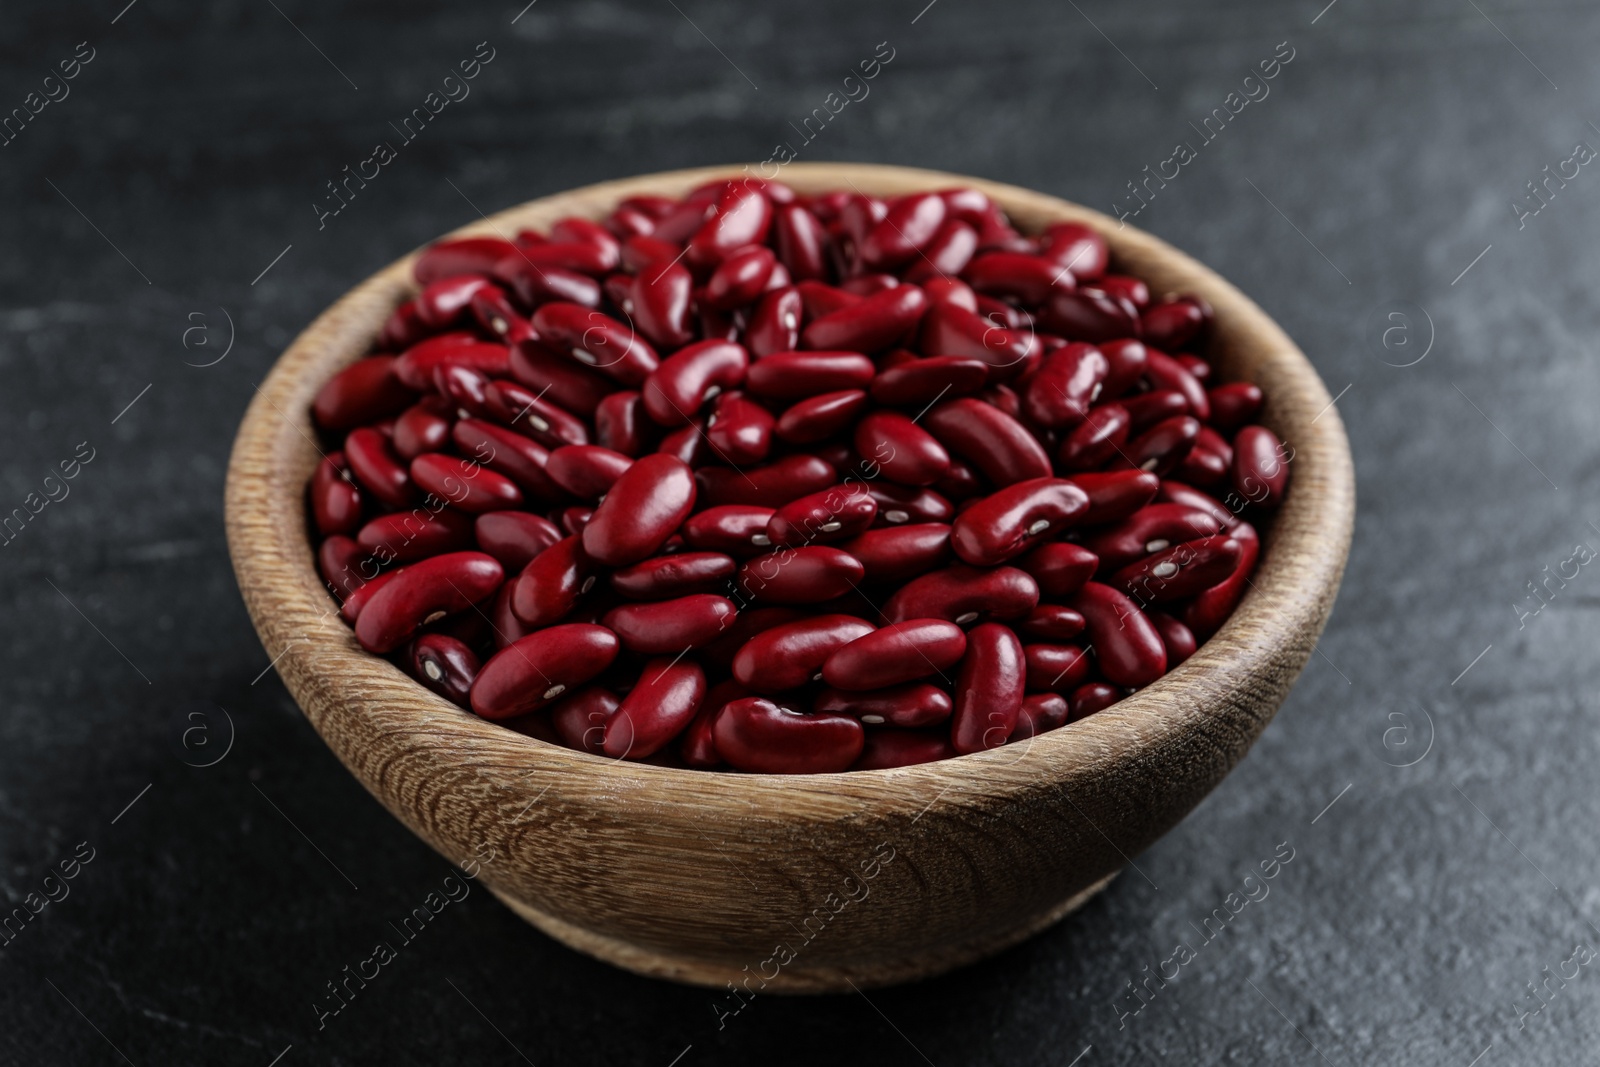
left=3, top=0, right=1594, bottom=1063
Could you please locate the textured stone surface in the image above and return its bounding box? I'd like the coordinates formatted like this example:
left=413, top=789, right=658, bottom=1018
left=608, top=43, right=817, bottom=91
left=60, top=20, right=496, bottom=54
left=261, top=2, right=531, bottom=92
left=1, top=0, right=1595, bottom=1063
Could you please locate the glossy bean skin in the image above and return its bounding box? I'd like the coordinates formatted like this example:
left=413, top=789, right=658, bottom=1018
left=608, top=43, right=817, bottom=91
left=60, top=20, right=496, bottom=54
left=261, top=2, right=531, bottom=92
left=1182, top=521, right=1259, bottom=640
left=1141, top=297, right=1207, bottom=351
left=732, top=614, right=875, bottom=692
left=1120, top=389, right=1191, bottom=434
left=549, top=686, right=618, bottom=755
left=1069, top=470, right=1160, bottom=525
left=482, top=380, right=589, bottom=448
left=628, top=260, right=695, bottom=349
left=1017, top=604, right=1087, bottom=642
left=681, top=505, right=776, bottom=556
left=410, top=453, right=523, bottom=514
left=510, top=536, right=595, bottom=627
left=1231, top=425, right=1290, bottom=509
left=1098, top=338, right=1149, bottom=399
left=1146, top=351, right=1210, bottom=422
left=745, top=351, right=876, bottom=401
left=766, top=484, right=877, bottom=546
left=870, top=356, right=989, bottom=407
left=1156, top=480, right=1236, bottom=528
left=860, top=192, right=946, bottom=269
left=1069, top=682, right=1122, bottom=722
left=642, top=340, right=748, bottom=425
left=474, top=511, right=563, bottom=573
left=354, top=551, right=504, bottom=654
left=531, top=302, right=660, bottom=386
left=602, top=594, right=738, bottom=654
left=408, top=634, right=480, bottom=708
left=746, top=287, right=803, bottom=357
left=1023, top=643, right=1092, bottom=694
left=963, top=251, right=1073, bottom=306
left=950, top=623, right=1026, bottom=754
left=494, top=258, right=603, bottom=310
left=344, top=427, right=415, bottom=509
left=543, top=444, right=633, bottom=499
left=311, top=452, right=363, bottom=536
left=318, top=535, right=366, bottom=600
left=1207, top=382, right=1264, bottom=435
left=1013, top=542, right=1099, bottom=599
left=774, top=204, right=830, bottom=281
left=1039, top=221, right=1108, bottom=280
left=822, top=619, right=967, bottom=691
left=469, top=623, right=621, bottom=720
left=801, top=284, right=928, bottom=353
left=697, top=454, right=835, bottom=509
left=1010, top=692, right=1071, bottom=740
left=450, top=420, right=564, bottom=503
left=1056, top=403, right=1130, bottom=472
left=416, top=274, right=495, bottom=329
left=883, top=564, right=1038, bottom=625
left=414, top=236, right=519, bottom=286
left=356, top=509, right=473, bottom=563
left=705, top=246, right=777, bottom=309
left=1039, top=287, right=1140, bottom=343
left=866, top=483, right=955, bottom=526
left=1097, top=274, right=1150, bottom=309
left=1178, top=426, right=1233, bottom=490
left=851, top=729, right=959, bottom=770
left=917, top=301, right=1038, bottom=383
left=594, top=391, right=656, bottom=456
left=773, top=389, right=868, bottom=445
left=815, top=683, right=953, bottom=728
left=712, top=698, right=865, bottom=774
left=839, top=523, right=952, bottom=584
left=853, top=411, right=951, bottom=487
left=582, top=454, right=697, bottom=566
left=604, top=658, right=707, bottom=758
left=393, top=400, right=454, bottom=460
left=1067, top=582, right=1167, bottom=688
left=394, top=338, right=510, bottom=391
left=704, top=392, right=775, bottom=466
left=923, top=398, right=1051, bottom=487
left=949, top=478, right=1090, bottom=566
left=736, top=546, right=866, bottom=604
left=610, top=552, right=736, bottom=599
left=687, top=182, right=772, bottom=268
left=1081, top=503, right=1228, bottom=572
left=313, top=356, right=416, bottom=432
left=904, top=219, right=978, bottom=283
left=1121, top=415, right=1200, bottom=477
left=1150, top=611, right=1197, bottom=667
left=1022, top=342, right=1108, bottom=429
left=508, top=343, right=613, bottom=418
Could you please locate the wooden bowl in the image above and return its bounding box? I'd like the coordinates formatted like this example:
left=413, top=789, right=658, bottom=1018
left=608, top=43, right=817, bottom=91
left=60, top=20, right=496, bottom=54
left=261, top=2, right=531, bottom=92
left=225, top=163, right=1354, bottom=993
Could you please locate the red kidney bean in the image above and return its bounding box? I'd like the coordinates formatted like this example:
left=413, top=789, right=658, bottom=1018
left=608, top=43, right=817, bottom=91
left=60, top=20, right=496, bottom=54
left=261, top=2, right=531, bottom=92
left=841, top=274, right=899, bottom=297
left=493, top=256, right=603, bottom=310
left=687, top=182, right=773, bottom=268
left=1097, top=274, right=1150, bottom=309
left=839, top=523, right=951, bottom=584
left=904, top=219, right=978, bottom=283
left=627, top=260, right=695, bottom=349
left=311, top=452, right=363, bottom=536
left=1115, top=533, right=1245, bottom=605
left=610, top=552, right=736, bottom=599
left=704, top=246, right=777, bottom=310
left=1182, top=521, right=1259, bottom=640
left=933, top=460, right=984, bottom=503
left=444, top=420, right=558, bottom=503
left=356, top=508, right=473, bottom=563
left=950, top=623, right=1025, bottom=754
left=712, top=697, right=864, bottom=774
left=416, top=274, right=495, bottom=329
left=1097, top=338, right=1149, bottom=399
left=1231, top=425, right=1290, bottom=509
left=1146, top=351, right=1210, bottom=422
left=470, top=623, right=620, bottom=720
left=603, top=594, right=738, bottom=654
left=822, top=619, right=966, bottom=691
left=732, top=614, right=874, bottom=691
left=816, top=683, right=953, bottom=728
left=593, top=391, right=655, bottom=457
left=1177, top=427, right=1232, bottom=489
left=773, top=204, right=829, bottom=281
left=937, top=188, right=992, bottom=226
left=1121, top=389, right=1192, bottom=433
left=870, top=356, right=989, bottom=407
left=923, top=398, right=1051, bottom=487
left=802, top=284, right=927, bottom=353
left=857, top=192, right=946, bottom=269
left=344, top=427, right=415, bottom=509
left=1017, top=603, right=1086, bottom=642
left=949, top=478, right=1090, bottom=566
left=1069, top=682, right=1121, bottom=722
left=797, top=281, right=860, bottom=320
left=920, top=277, right=980, bottom=313
left=583, top=453, right=696, bottom=566
left=865, top=483, right=955, bottom=525
left=769, top=389, right=865, bottom=446
left=474, top=511, right=562, bottom=573
left=380, top=301, right=429, bottom=352
left=704, top=391, right=775, bottom=466
left=408, top=634, right=479, bottom=708
left=852, top=729, right=958, bottom=770
left=884, top=564, right=1038, bottom=625
left=681, top=505, right=775, bottom=556
left=313, top=356, right=417, bottom=432
left=485, top=579, right=531, bottom=648
left=963, top=252, right=1072, bottom=306
left=508, top=342, right=613, bottom=418
left=1069, top=471, right=1158, bottom=529
left=767, top=484, right=877, bottom=546
left=604, top=657, right=707, bottom=758
left=1040, top=287, right=1140, bottom=343
left=745, top=351, right=875, bottom=401
left=1068, top=582, right=1166, bottom=687
left=746, top=287, right=803, bottom=358
left=642, top=340, right=748, bottom=426
left=531, top=302, right=659, bottom=386
left=414, top=237, right=519, bottom=286
left=697, top=454, right=835, bottom=509
left=550, top=217, right=621, bottom=269
left=393, top=399, right=454, bottom=460
left=557, top=506, right=594, bottom=537
left=1014, top=542, right=1099, bottom=599
left=1039, top=222, right=1108, bottom=280
left=979, top=381, right=1023, bottom=421
left=549, top=685, right=618, bottom=755
left=1150, top=611, right=1197, bottom=666
left=510, top=535, right=594, bottom=627
left=1057, top=403, right=1131, bottom=471
left=1141, top=296, right=1207, bottom=351
left=1023, top=643, right=1092, bottom=695
left=678, top=680, right=742, bottom=767
left=394, top=338, right=510, bottom=391
left=1082, top=503, right=1227, bottom=572
left=411, top=453, right=523, bottom=513
left=1207, top=382, right=1264, bottom=435
left=318, top=535, right=365, bottom=599
left=917, top=301, right=1038, bottom=382
left=736, top=545, right=865, bottom=604
left=1176, top=354, right=1210, bottom=382
left=1022, top=342, right=1108, bottom=429
left=851, top=411, right=950, bottom=487
left=1010, top=692, right=1071, bottom=740
left=335, top=564, right=398, bottom=622
left=544, top=444, right=633, bottom=499
left=354, top=551, right=503, bottom=653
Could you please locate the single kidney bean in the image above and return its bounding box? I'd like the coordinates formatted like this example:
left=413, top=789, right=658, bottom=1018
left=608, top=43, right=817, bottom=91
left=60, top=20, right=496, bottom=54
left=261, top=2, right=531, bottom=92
left=470, top=284, right=534, bottom=343
left=393, top=399, right=454, bottom=460
left=884, top=564, right=1038, bottom=625
left=1039, top=222, right=1108, bottom=280
left=593, top=391, right=655, bottom=457
left=557, top=506, right=594, bottom=538
left=1176, top=427, right=1231, bottom=489
left=950, top=623, right=1025, bottom=754
left=432, top=363, right=496, bottom=421
left=408, top=633, right=480, bottom=708
left=531, top=302, right=659, bottom=386
left=313, top=356, right=417, bottom=432
left=1039, top=287, right=1139, bottom=343
left=920, top=275, right=980, bottom=311
left=544, top=444, right=634, bottom=499
left=1017, top=603, right=1087, bottom=642
left=318, top=535, right=365, bottom=599
left=1182, top=521, right=1259, bottom=640
left=1121, top=389, right=1192, bottom=433
left=311, top=452, right=363, bottom=537
left=1068, top=582, right=1166, bottom=688
left=583, top=454, right=697, bottom=566
left=822, top=619, right=967, bottom=691
left=870, top=356, right=989, bottom=407
left=1057, top=403, right=1131, bottom=471
left=483, top=379, right=590, bottom=448
left=852, top=729, right=958, bottom=770
left=604, top=594, right=737, bottom=654
left=1141, top=296, right=1208, bottom=351
left=923, top=398, right=1051, bottom=487
left=774, top=203, right=830, bottom=281
left=802, top=284, right=928, bottom=353
left=772, top=389, right=867, bottom=446
left=767, top=484, right=878, bottom=546
left=549, top=686, right=618, bottom=756
left=499, top=238, right=616, bottom=276
left=508, top=342, right=613, bottom=418
left=416, top=274, right=495, bottom=329
left=445, top=420, right=560, bottom=504
left=697, top=454, right=835, bottom=509
left=745, top=351, right=876, bottom=401
left=1150, top=611, right=1197, bottom=666
left=904, top=219, right=979, bottom=283
left=604, top=657, right=707, bottom=758
left=1070, top=469, right=1161, bottom=525
left=732, top=614, right=875, bottom=692
left=470, top=623, right=620, bottom=720
left=411, top=453, right=523, bottom=513
left=642, top=340, right=748, bottom=426
left=839, top=523, right=952, bottom=584
left=736, top=546, right=866, bottom=604
left=949, top=478, right=1090, bottom=566
left=865, top=482, right=955, bottom=525
left=1010, top=692, right=1071, bottom=740
left=917, top=301, right=1038, bottom=382
left=550, top=217, right=622, bottom=270
left=1022, top=342, right=1108, bottom=429
left=357, top=509, right=473, bottom=563
left=354, top=551, right=503, bottom=654
left=345, top=427, right=415, bottom=509
left=1120, top=415, right=1200, bottom=477
left=746, top=287, right=803, bottom=358
left=853, top=411, right=952, bottom=487
left=1081, top=503, right=1228, bottom=572
left=1069, top=682, right=1122, bottom=722
left=1013, top=542, right=1099, bottom=599
left=1207, top=382, right=1264, bottom=435
left=1097, top=274, right=1150, bottom=310
left=474, top=511, right=563, bottom=573
left=394, top=338, right=510, bottom=391
left=1023, top=642, right=1092, bottom=694
left=682, top=505, right=776, bottom=556
left=687, top=182, right=773, bottom=268
left=1098, top=338, right=1149, bottom=399
left=816, top=683, right=953, bottom=728
left=704, top=392, right=776, bottom=466
left=963, top=251, right=1072, bottom=306
left=336, top=566, right=399, bottom=624
left=611, top=551, right=736, bottom=599
left=1146, top=351, right=1210, bottom=422
left=627, top=259, right=696, bottom=349
left=1231, top=425, right=1290, bottom=509
left=704, top=246, right=777, bottom=309
left=414, top=237, right=519, bottom=286
left=712, top=697, right=864, bottom=774
left=859, top=192, right=946, bottom=269
left=493, top=257, right=603, bottom=310
left=1176, top=353, right=1210, bottom=382
left=510, top=535, right=594, bottom=627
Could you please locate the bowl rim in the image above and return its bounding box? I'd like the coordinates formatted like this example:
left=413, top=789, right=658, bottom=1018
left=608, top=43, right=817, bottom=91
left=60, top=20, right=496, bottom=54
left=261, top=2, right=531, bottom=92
left=225, top=162, right=1355, bottom=825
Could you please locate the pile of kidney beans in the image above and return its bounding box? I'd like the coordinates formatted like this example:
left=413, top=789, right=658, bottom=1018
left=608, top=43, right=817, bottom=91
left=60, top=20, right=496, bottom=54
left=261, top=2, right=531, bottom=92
left=307, top=178, right=1290, bottom=774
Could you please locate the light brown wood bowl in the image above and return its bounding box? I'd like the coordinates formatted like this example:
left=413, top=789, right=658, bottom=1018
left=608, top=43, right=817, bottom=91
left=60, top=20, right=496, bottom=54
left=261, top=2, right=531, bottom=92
left=225, top=163, right=1354, bottom=993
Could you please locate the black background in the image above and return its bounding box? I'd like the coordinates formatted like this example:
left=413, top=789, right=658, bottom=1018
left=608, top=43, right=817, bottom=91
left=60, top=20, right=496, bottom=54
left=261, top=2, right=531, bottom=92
left=3, top=0, right=1598, bottom=1063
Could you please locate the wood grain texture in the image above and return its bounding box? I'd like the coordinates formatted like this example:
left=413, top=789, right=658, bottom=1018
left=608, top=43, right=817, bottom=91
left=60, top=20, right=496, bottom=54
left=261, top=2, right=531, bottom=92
left=224, top=163, right=1354, bottom=993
